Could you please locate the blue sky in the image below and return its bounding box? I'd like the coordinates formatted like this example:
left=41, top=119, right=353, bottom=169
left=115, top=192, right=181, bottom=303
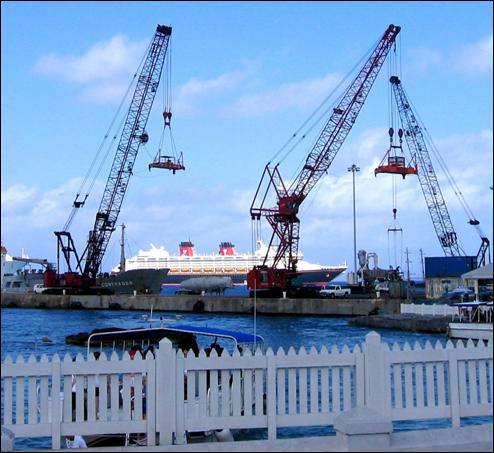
left=1, top=1, right=492, bottom=280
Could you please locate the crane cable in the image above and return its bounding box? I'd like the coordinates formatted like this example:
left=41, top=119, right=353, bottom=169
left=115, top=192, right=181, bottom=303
left=269, top=35, right=382, bottom=172
left=63, top=37, right=153, bottom=231
left=403, top=86, right=485, bottom=242
left=251, top=31, right=386, bottom=258
left=296, top=36, right=386, bottom=220
left=152, top=37, right=183, bottom=166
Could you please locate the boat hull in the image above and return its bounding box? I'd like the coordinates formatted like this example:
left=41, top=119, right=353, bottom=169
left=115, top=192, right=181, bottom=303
left=447, top=322, right=493, bottom=341
left=161, top=268, right=345, bottom=289
left=99, top=269, right=169, bottom=295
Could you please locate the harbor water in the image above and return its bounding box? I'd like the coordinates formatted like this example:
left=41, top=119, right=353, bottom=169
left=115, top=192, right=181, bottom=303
left=1, top=307, right=490, bottom=450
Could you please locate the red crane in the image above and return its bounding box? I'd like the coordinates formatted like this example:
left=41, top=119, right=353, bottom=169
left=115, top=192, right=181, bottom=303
left=247, top=24, right=401, bottom=297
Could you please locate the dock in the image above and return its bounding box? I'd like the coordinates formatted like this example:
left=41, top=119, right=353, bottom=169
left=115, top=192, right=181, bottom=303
left=0, top=292, right=403, bottom=316
left=349, top=313, right=451, bottom=333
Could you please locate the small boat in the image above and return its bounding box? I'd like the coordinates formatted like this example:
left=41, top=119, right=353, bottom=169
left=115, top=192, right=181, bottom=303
left=64, top=320, right=264, bottom=447
left=447, top=301, right=493, bottom=342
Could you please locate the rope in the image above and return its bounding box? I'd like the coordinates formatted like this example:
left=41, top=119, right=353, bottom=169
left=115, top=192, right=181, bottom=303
left=269, top=34, right=381, bottom=172
left=62, top=36, right=153, bottom=230
left=403, top=85, right=485, bottom=245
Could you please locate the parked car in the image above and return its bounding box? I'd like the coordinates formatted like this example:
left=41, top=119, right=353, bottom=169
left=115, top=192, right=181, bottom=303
left=320, top=285, right=351, bottom=298
left=444, top=286, right=475, bottom=301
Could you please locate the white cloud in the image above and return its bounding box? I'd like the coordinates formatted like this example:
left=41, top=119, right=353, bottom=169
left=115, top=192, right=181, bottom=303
left=80, top=81, right=129, bottom=103
left=404, top=47, right=443, bottom=75
left=298, top=127, right=493, bottom=274
left=406, top=34, right=493, bottom=77
left=2, top=127, right=491, bottom=279
left=452, top=34, right=493, bottom=75
left=222, top=73, right=342, bottom=117
left=174, top=61, right=259, bottom=116
left=35, top=34, right=147, bottom=83
left=1, top=184, right=37, bottom=212
left=34, top=34, right=148, bottom=102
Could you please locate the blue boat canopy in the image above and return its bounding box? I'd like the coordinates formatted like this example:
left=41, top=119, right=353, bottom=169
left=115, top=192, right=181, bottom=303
left=165, top=324, right=264, bottom=345
left=85, top=323, right=264, bottom=355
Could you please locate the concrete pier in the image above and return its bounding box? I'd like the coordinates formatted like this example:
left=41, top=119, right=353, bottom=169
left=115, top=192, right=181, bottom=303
left=0, top=292, right=401, bottom=316
left=349, top=313, right=451, bottom=333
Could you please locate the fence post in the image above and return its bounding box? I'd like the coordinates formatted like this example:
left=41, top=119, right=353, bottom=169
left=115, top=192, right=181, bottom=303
left=363, top=332, right=389, bottom=416
left=156, top=338, right=175, bottom=445
left=266, top=349, right=277, bottom=440
left=446, top=341, right=461, bottom=428
left=51, top=354, right=61, bottom=450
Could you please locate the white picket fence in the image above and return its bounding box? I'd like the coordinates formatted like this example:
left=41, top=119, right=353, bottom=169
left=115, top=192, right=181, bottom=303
left=1, top=332, right=492, bottom=449
left=401, top=302, right=459, bottom=316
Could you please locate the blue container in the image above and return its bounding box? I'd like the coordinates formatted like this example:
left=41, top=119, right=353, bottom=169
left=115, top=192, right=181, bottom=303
left=424, top=256, right=477, bottom=278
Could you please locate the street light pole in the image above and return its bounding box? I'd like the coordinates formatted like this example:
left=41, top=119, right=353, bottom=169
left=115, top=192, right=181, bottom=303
left=348, top=164, right=360, bottom=283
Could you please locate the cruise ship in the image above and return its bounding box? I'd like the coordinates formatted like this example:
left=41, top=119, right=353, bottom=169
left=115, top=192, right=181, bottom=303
left=115, top=240, right=347, bottom=290
left=1, top=245, right=51, bottom=293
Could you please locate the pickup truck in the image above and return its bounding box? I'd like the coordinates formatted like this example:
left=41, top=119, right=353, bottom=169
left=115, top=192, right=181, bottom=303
left=320, top=285, right=351, bottom=298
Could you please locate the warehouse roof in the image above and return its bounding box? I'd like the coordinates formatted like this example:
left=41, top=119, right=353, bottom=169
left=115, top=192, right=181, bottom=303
left=462, top=262, right=493, bottom=280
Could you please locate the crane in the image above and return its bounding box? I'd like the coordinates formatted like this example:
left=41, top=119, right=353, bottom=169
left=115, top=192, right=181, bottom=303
left=44, top=24, right=172, bottom=294
left=378, top=75, right=490, bottom=266
left=247, top=24, right=401, bottom=297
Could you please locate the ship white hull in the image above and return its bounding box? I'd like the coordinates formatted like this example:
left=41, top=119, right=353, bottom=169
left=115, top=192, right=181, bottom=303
left=447, top=322, right=493, bottom=342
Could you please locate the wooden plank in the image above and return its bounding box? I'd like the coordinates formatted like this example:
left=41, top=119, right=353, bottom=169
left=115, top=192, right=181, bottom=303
left=332, top=367, right=340, bottom=413
left=16, top=376, right=25, bottom=425
left=39, top=375, right=49, bottom=423
left=415, top=363, right=425, bottom=409
left=425, top=362, right=435, bottom=407
left=404, top=362, right=414, bottom=409
left=458, top=360, right=468, bottom=406
left=243, top=369, right=253, bottom=417
left=309, top=367, right=319, bottom=414
left=299, top=367, right=308, bottom=414
left=254, top=369, right=264, bottom=416
left=288, top=367, right=296, bottom=414
left=4, top=376, right=13, bottom=425
left=436, top=362, right=446, bottom=409
left=28, top=374, right=38, bottom=424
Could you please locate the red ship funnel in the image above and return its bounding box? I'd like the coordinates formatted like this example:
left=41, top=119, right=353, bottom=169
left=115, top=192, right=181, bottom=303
left=179, top=241, right=195, bottom=256
left=219, top=242, right=236, bottom=256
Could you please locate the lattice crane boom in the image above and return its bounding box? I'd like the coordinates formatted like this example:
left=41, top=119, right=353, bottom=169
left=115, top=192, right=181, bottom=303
left=390, top=76, right=460, bottom=256
left=248, top=24, right=401, bottom=294
left=50, top=25, right=172, bottom=289
left=83, top=25, right=172, bottom=279
left=390, top=75, right=490, bottom=265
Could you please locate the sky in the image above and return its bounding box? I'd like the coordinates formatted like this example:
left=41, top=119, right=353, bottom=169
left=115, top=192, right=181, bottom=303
left=1, top=1, right=493, bottom=281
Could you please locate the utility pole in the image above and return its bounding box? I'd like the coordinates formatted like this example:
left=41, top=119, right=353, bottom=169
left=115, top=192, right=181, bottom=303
left=419, top=248, right=425, bottom=281
left=405, top=247, right=411, bottom=302
left=405, top=247, right=411, bottom=283
left=119, top=223, right=126, bottom=273
left=348, top=164, right=360, bottom=283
